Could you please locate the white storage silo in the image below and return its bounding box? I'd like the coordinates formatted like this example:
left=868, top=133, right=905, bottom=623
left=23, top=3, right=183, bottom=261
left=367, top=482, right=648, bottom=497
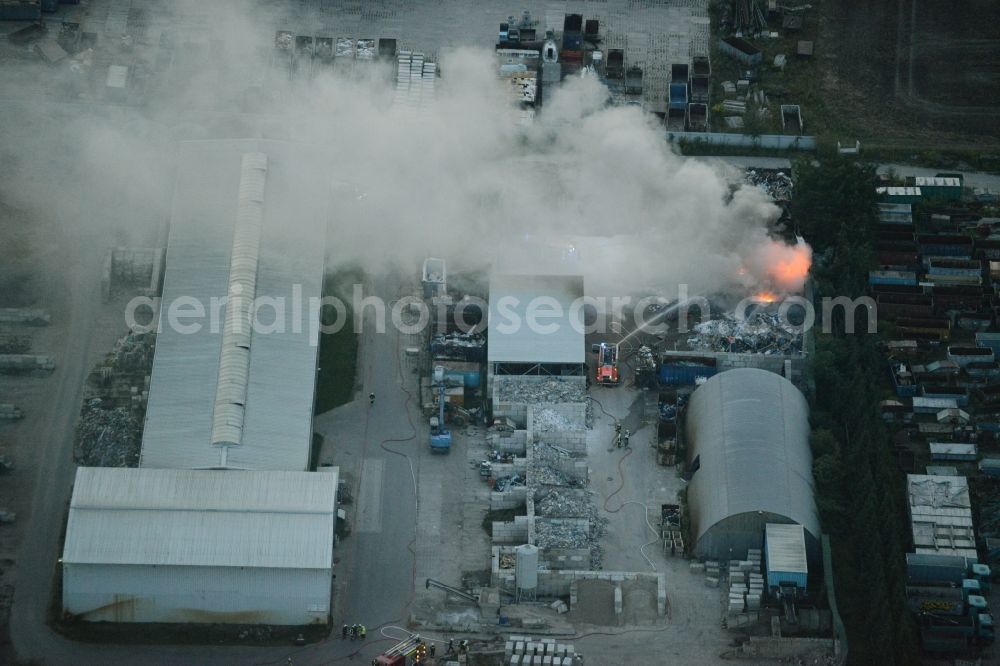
left=515, top=544, right=538, bottom=601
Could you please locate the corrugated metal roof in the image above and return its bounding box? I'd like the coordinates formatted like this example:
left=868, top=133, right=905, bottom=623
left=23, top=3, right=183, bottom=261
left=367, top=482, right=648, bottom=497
left=488, top=274, right=585, bottom=365
left=63, top=467, right=338, bottom=568
left=140, top=140, right=327, bottom=471
left=685, top=368, right=820, bottom=546
left=765, top=523, right=807, bottom=575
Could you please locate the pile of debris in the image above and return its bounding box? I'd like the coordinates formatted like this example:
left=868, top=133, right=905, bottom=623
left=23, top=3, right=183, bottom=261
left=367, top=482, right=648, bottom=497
left=532, top=407, right=577, bottom=432
left=535, top=489, right=608, bottom=536
left=495, top=378, right=587, bottom=405
left=430, top=331, right=485, bottom=361
left=746, top=169, right=794, bottom=202
left=687, top=311, right=802, bottom=354
left=529, top=442, right=584, bottom=487
left=74, top=399, right=141, bottom=467
left=534, top=519, right=604, bottom=569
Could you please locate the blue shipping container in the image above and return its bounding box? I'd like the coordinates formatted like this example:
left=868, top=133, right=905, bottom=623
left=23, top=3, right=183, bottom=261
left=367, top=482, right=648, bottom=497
left=669, top=82, right=688, bottom=109
left=659, top=364, right=716, bottom=385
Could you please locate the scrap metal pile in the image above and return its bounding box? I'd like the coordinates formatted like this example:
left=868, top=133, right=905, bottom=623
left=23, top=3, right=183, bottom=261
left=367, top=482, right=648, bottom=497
left=725, top=0, right=768, bottom=35
left=536, top=489, right=608, bottom=534
left=74, top=398, right=141, bottom=467
left=430, top=331, right=485, bottom=361
left=494, top=378, right=587, bottom=405
left=746, top=169, right=794, bottom=202
left=534, top=519, right=605, bottom=569
left=532, top=407, right=578, bottom=432
left=687, top=311, right=802, bottom=354
left=529, top=442, right=584, bottom=487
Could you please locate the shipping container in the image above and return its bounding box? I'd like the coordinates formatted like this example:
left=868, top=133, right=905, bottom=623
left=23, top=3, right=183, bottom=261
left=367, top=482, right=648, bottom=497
left=918, top=234, right=974, bottom=257
left=912, top=396, right=959, bottom=414
left=669, top=82, right=687, bottom=109
left=929, top=442, right=977, bottom=461
left=869, top=270, right=917, bottom=287
left=659, top=362, right=717, bottom=386
left=927, top=259, right=982, bottom=276
left=922, top=386, right=970, bottom=407
left=906, top=585, right=966, bottom=616
left=948, top=345, right=995, bottom=368
left=980, top=458, right=1000, bottom=477
left=976, top=332, right=1000, bottom=354
left=907, top=553, right=977, bottom=586
left=877, top=202, right=914, bottom=225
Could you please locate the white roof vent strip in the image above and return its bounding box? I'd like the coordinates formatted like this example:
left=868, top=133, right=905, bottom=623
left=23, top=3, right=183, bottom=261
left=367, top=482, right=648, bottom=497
left=211, top=152, right=267, bottom=449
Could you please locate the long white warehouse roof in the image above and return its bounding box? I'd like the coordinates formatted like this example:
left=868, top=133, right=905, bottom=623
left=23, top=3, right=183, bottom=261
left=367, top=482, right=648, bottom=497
left=140, top=139, right=328, bottom=471
left=63, top=467, right=338, bottom=569
left=488, top=274, right=585, bottom=365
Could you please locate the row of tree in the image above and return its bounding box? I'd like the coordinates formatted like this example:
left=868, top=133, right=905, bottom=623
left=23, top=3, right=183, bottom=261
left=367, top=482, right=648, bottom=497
left=793, top=158, right=920, bottom=665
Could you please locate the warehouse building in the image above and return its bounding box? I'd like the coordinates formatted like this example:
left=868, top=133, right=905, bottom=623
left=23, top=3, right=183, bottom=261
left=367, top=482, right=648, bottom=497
left=685, top=368, right=820, bottom=560
left=62, top=140, right=338, bottom=626
left=140, top=139, right=328, bottom=471
left=62, top=467, right=338, bottom=624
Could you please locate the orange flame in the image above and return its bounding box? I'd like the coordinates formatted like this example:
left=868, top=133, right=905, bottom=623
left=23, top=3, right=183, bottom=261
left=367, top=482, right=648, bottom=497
left=768, top=249, right=812, bottom=291
left=752, top=291, right=778, bottom=304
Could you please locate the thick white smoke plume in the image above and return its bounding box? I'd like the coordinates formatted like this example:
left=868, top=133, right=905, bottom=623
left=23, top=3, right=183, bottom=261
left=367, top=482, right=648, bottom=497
left=0, top=10, right=805, bottom=306
left=281, top=47, right=797, bottom=297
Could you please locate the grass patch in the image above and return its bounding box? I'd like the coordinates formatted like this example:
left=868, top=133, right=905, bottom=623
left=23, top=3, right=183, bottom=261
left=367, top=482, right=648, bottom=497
left=314, top=268, right=363, bottom=415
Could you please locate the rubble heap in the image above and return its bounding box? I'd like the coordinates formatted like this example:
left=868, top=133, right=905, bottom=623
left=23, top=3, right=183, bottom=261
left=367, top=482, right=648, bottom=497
left=529, top=442, right=584, bottom=487
left=535, top=489, right=608, bottom=537
left=495, top=378, right=587, bottom=405
left=534, top=519, right=604, bottom=569
left=532, top=407, right=576, bottom=432
left=746, top=169, right=793, bottom=202
left=687, top=311, right=802, bottom=354
left=74, top=399, right=141, bottom=467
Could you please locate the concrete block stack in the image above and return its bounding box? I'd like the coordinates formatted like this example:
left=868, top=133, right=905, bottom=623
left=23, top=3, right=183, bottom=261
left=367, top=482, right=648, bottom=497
left=507, top=637, right=578, bottom=665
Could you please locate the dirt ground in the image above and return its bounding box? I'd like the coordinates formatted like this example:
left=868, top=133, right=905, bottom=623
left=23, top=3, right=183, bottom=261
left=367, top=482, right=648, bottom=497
left=821, top=0, right=1000, bottom=146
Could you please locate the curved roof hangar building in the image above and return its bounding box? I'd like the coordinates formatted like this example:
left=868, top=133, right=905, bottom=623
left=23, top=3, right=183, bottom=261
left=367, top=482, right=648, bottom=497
left=685, top=368, right=820, bottom=560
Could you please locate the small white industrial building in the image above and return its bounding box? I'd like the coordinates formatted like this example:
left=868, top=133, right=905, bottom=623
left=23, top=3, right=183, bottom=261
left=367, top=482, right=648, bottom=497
left=487, top=274, right=585, bottom=383
left=685, top=368, right=820, bottom=560
left=487, top=274, right=588, bottom=418
left=62, top=467, right=338, bottom=624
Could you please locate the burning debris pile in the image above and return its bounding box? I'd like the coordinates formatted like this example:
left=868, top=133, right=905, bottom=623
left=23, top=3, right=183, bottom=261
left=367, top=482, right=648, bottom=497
left=746, top=169, right=793, bottom=202
left=529, top=442, right=585, bottom=487
left=687, top=311, right=802, bottom=354
left=495, top=378, right=587, bottom=405
left=534, top=518, right=605, bottom=569
left=74, top=399, right=141, bottom=467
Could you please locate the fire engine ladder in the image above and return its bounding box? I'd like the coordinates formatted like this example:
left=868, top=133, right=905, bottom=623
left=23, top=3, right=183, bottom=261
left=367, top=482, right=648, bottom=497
left=383, top=633, right=423, bottom=658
